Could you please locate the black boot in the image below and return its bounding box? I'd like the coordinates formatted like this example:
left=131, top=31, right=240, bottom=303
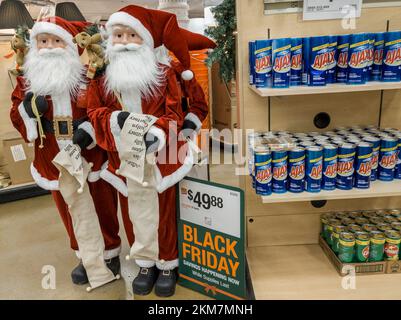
left=105, top=256, right=121, bottom=276
left=154, top=268, right=178, bottom=297
left=132, top=266, right=158, bottom=295
left=71, top=257, right=121, bottom=285
left=71, top=261, right=88, bottom=285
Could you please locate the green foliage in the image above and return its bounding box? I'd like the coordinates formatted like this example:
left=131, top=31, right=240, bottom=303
left=205, top=0, right=236, bottom=83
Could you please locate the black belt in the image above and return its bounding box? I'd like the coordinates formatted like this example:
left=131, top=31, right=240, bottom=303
left=41, top=117, right=87, bottom=138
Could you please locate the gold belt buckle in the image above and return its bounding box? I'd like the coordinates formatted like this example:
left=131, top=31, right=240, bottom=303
left=53, top=116, right=73, bottom=140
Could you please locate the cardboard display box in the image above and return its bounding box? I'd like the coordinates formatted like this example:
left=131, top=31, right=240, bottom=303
left=1, top=132, right=34, bottom=185
left=319, top=235, right=401, bottom=276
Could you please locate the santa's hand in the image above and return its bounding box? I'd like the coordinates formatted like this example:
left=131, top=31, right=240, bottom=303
left=181, top=119, right=198, bottom=139
left=73, top=128, right=93, bottom=150
left=23, top=93, right=48, bottom=118
left=145, top=132, right=160, bottom=154
left=117, top=111, right=130, bottom=129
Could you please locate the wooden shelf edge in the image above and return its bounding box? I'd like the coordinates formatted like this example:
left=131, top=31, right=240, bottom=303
left=261, top=180, right=401, bottom=204
left=249, top=82, right=401, bottom=97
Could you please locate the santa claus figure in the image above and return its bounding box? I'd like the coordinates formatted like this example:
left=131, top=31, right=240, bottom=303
left=10, top=17, right=122, bottom=286
left=87, top=5, right=212, bottom=297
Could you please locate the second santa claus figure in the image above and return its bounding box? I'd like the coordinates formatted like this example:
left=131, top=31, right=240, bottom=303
left=87, top=5, right=212, bottom=297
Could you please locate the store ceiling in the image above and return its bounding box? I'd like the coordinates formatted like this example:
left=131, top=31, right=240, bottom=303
left=22, top=0, right=223, bottom=20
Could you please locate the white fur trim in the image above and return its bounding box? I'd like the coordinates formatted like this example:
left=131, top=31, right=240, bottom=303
left=110, top=111, right=122, bottom=149
left=147, top=126, right=166, bottom=152
left=78, top=121, right=97, bottom=150
left=135, top=259, right=156, bottom=268
left=87, top=161, right=108, bottom=183
left=185, top=112, right=202, bottom=132
left=87, top=170, right=101, bottom=183
left=76, top=246, right=122, bottom=260
left=30, top=163, right=59, bottom=190
left=154, top=45, right=171, bottom=66
left=30, top=21, right=77, bottom=54
left=156, top=259, right=179, bottom=271
left=51, top=91, right=72, bottom=117
left=100, top=167, right=128, bottom=197
left=182, top=70, right=194, bottom=81
left=104, top=246, right=122, bottom=260
left=106, top=11, right=154, bottom=49
left=154, top=141, right=195, bottom=193
left=18, top=102, right=38, bottom=142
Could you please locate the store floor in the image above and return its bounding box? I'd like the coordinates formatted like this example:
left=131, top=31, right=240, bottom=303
left=0, top=150, right=239, bottom=300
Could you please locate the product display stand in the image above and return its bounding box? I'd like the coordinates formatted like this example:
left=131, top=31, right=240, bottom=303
left=237, top=1, right=401, bottom=299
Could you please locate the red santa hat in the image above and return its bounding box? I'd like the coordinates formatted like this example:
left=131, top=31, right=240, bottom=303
left=30, top=16, right=88, bottom=55
left=180, top=29, right=216, bottom=51
left=106, top=5, right=195, bottom=80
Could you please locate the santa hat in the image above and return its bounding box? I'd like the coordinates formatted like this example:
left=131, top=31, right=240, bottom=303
left=180, top=29, right=216, bottom=51
left=106, top=5, right=194, bottom=80
left=30, top=16, right=88, bottom=55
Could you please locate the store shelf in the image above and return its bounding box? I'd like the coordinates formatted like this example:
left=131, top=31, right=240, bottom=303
left=247, top=244, right=401, bottom=299
left=249, top=82, right=401, bottom=97
left=0, top=182, right=49, bottom=204
left=261, top=180, right=401, bottom=204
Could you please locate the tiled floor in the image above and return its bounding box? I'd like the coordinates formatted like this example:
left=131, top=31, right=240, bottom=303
left=0, top=151, right=239, bottom=300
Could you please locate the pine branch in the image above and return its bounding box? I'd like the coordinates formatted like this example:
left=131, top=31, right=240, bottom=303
left=205, top=0, right=236, bottom=83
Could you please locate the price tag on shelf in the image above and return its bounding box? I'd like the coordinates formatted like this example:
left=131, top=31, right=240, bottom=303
left=303, top=0, right=362, bottom=21
left=177, top=177, right=246, bottom=300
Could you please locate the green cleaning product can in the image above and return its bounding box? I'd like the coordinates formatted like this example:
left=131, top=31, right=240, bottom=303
left=341, top=217, right=355, bottom=226
left=332, top=225, right=347, bottom=254
left=384, top=230, right=401, bottom=261
left=362, top=224, right=378, bottom=233
left=355, top=232, right=370, bottom=262
left=338, top=232, right=355, bottom=263
left=369, top=231, right=385, bottom=262
left=320, top=214, right=331, bottom=240
left=348, top=224, right=363, bottom=234
left=327, top=218, right=341, bottom=246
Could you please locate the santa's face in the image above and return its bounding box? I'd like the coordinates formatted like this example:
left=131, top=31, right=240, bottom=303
left=24, top=32, right=85, bottom=97
left=36, top=33, right=67, bottom=50
left=104, top=25, right=165, bottom=99
left=111, top=25, right=143, bottom=46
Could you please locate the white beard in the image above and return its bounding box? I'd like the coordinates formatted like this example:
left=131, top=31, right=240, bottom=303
left=104, top=40, right=165, bottom=99
left=24, top=46, right=85, bottom=97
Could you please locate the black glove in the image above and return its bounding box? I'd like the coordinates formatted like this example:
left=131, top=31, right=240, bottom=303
left=144, top=132, right=160, bottom=154
left=117, top=111, right=130, bottom=129
left=73, top=128, right=93, bottom=150
left=181, top=119, right=198, bottom=139
left=23, top=92, right=48, bottom=118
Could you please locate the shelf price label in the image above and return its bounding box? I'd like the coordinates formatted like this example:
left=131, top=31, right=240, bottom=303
left=177, top=177, right=246, bottom=300
left=303, top=0, right=362, bottom=21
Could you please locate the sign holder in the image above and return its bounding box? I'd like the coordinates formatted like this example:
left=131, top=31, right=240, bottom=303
left=177, top=177, right=246, bottom=300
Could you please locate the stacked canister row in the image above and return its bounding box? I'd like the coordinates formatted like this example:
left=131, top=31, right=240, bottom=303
left=249, top=31, right=401, bottom=88
left=321, top=210, right=401, bottom=263
left=249, top=126, right=401, bottom=196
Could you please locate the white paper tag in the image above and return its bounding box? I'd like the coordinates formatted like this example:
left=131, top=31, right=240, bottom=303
left=303, top=0, right=362, bottom=21
left=10, top=144, right=26, bottom=162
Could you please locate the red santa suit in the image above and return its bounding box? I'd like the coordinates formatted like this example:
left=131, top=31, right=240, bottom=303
left=171, top=59, right=209, bottom=132
left=87, top=5, right=211, bottom=270
left=9, top=18, right=121, bottom=260
left=170, top=29, right=216, bottom=132
left=87, top=65, right=187, bottom=269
